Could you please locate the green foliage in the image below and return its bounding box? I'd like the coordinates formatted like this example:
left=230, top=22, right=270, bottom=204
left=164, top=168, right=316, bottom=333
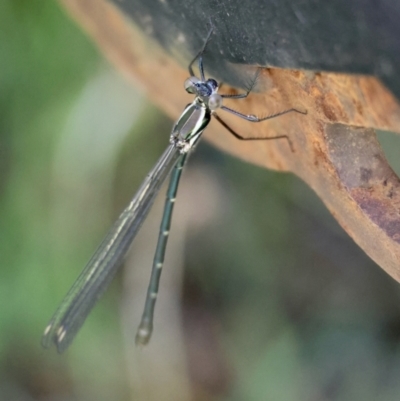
left=0, top=0, right=97, bottom=349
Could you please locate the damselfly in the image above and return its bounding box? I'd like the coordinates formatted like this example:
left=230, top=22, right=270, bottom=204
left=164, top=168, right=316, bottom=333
left=42, top=24, right=306, bottom=352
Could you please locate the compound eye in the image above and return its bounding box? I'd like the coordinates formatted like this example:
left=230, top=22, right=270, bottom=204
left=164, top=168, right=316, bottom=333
left=207, top=78, right=218, bottom=91
left=208, top=94, right=223, bottom=110
left=184, top=77, right=201, bottom=94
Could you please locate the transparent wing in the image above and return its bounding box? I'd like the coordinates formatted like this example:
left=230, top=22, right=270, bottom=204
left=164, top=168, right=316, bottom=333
left=42, top=144, right=182, bottom=352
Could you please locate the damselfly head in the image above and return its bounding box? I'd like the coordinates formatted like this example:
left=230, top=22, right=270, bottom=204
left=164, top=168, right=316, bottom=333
left=184, top=76, right=219, bottom=99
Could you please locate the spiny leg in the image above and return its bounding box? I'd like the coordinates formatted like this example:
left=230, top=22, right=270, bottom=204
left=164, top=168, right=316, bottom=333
left=188, top=24, right=214, bottom=79
left=220, top=68, right=261, bottom=99
left=218, top=74, right=307, bottom=121
left=213, top=112, right=295, bottom=152
left=135, top=154, right=188, bottom=346
left=221, top=106, right=307, bottom=122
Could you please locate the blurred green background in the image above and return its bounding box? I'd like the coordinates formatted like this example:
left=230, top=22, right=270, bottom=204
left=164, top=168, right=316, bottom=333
left=2, top=1, right=400, bottom=400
